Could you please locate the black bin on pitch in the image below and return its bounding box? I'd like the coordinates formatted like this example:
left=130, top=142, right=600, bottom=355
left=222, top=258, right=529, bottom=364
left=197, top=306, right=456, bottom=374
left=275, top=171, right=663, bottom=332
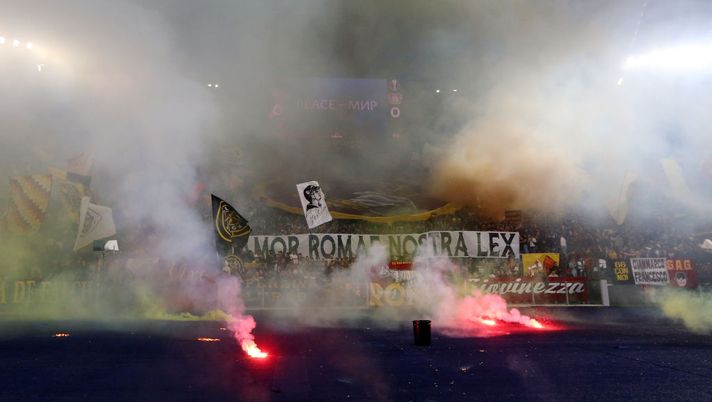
left=413, top=320, right=431, bottom=346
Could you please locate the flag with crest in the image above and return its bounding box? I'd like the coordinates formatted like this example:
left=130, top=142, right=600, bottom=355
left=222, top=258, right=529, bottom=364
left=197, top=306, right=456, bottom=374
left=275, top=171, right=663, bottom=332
left=211, top=194, right=251, bottom=253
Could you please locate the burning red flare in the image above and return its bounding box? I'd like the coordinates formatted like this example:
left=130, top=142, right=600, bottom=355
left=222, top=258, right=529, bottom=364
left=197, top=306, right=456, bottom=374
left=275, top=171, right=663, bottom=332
left=196, top=337, right=221, bottom=342
left=242, top=340, right=268, bottom=359
left=529, top=319, right=544, bottom=329
left=479, top=318, right=497, bottom=326
left=52, top=333, right=70, bottom=337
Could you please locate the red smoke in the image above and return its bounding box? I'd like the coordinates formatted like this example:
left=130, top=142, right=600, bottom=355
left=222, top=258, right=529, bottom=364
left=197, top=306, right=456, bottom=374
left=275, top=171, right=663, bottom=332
left=455, top=290, right=545, bottom=330
left=227, top=314, right=268, bottom=359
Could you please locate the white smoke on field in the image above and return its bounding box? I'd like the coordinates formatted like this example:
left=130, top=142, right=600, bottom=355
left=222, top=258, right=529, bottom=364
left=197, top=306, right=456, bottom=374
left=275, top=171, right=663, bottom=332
left=3, top=0, right=712, bottom=347
left=258, top=239, right=543, bottom=335
left=0, top=0, right=221, bottom=323
left=0, top=0, right=340, bottom=352
left=257, top=244, right=393, bottom=328
left=650, top=288, right=712, bottom=334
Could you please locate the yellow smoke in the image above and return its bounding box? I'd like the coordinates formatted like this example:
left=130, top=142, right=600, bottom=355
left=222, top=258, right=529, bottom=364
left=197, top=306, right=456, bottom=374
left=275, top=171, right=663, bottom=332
left=430, top=119, right=587, bottom=218
left=652, top=288, right=712, bottom=334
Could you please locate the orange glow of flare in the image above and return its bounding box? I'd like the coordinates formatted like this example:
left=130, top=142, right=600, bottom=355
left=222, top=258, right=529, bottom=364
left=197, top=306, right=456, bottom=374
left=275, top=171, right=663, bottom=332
left=196, top=337, right=221, bottom=342
left=242, top=341, right=268, bottom=359
left=52, top=333, right=70, bottom=337
left=529, top=319, right=544, bottom=329
left=479, top=318, right=497, bottom=327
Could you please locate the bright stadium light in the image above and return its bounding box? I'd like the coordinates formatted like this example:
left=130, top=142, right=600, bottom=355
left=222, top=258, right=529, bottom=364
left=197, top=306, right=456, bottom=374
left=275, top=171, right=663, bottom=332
left=623, top=44, right=712, bottom=71
left=0, top=37, right=5, bottom=44
left=435, top=89, right=440, bottom=93
left=26, top=42, right=33, bottom=49
left=12, top=39, right=20, bottom=47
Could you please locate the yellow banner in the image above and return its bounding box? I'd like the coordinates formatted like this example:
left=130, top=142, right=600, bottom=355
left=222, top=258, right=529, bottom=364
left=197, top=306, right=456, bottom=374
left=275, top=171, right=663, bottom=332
left=522, top=253, right=560, bottom=276
left=253, top=181, right=460, bottom=224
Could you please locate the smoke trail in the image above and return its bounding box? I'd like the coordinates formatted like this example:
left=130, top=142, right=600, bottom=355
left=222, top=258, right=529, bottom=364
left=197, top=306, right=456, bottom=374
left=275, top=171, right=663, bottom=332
left=650, top=288, right=712, bottom=334
left=217, top=275, right=267, bottom=357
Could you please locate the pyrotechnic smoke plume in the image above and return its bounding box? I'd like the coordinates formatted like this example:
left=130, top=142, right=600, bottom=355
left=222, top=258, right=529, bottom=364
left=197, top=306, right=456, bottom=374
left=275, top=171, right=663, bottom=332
left=650, top=288, right=712, bottom=334
left=409, top=243, right=542, bottom=333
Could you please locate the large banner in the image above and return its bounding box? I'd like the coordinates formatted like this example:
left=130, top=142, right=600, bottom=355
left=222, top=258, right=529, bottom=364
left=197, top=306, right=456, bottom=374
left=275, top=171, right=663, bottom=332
left=246, top=231, right=520, bottom=260
left=0, top=278, right=96, bottom=307
left=666, top=258, right=698, bottom=289
left=369, top=277, right=589, bottom=307
left=630, top=258, right=669, bottom=286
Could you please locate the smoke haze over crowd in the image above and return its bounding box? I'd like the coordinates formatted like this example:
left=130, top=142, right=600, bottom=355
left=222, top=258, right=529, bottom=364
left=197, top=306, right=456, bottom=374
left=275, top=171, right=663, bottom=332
left=1, top=0, right=712, bottom=328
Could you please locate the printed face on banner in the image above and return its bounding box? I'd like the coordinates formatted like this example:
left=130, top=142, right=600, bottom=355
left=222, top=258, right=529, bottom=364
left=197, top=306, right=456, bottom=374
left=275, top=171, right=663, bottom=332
left=666, top=258, right=698, bottom=289
left=297, top=181, right=333, bottom=229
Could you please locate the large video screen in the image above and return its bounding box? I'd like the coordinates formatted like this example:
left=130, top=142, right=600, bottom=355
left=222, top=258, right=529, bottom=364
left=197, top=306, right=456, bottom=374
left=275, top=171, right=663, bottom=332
left=269, top=78, right=403, bottom=140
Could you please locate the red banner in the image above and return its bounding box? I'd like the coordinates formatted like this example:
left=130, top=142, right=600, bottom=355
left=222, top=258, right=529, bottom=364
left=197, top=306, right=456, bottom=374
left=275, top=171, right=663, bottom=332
left=388, top=261, right=413, bottom=270
left=666, top=259, right=698, bottom=289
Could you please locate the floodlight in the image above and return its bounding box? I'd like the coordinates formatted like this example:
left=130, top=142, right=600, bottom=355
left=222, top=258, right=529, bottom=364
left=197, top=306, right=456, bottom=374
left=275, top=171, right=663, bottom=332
left=12, top=39, right=19, bottom=47
left=623, top=44, right=712, bottom=71
left=0, top=37, right=5, bottom=44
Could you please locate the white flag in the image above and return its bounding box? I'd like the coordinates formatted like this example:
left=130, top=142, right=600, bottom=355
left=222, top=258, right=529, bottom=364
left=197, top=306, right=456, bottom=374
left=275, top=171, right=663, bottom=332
left=296, top=181, right=333, bottom=229
left=73, top=197, right=117, bottom=251
left=607, top=171, right=637, bottom=225
left=660, top=158, right=691, bottom=197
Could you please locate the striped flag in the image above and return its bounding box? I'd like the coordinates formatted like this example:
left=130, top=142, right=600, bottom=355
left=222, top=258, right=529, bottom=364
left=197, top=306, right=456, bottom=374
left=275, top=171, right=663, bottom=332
left=3, top=175, right=53, bottom=233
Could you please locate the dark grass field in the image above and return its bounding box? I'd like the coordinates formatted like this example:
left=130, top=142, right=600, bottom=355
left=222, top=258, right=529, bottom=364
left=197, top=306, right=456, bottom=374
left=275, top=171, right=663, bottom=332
left=0, top=308, right=711, bottom=402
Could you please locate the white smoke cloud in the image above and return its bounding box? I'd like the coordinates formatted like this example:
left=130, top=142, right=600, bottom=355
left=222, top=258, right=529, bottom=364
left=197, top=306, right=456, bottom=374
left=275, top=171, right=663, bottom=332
left=426, top=1, right=712, bottom=218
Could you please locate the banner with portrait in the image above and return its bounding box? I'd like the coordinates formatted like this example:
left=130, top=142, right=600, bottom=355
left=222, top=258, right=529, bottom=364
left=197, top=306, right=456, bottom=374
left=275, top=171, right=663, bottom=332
left=297, top=181, right=333, bottom=229
left=666, top=258, right=698, bottom=289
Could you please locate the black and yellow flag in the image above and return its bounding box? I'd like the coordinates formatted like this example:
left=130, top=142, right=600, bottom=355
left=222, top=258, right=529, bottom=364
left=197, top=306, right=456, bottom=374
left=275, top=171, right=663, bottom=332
left=211, top=194, right=251, bottom=252
left=3, top=175, right=53, bottom=233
